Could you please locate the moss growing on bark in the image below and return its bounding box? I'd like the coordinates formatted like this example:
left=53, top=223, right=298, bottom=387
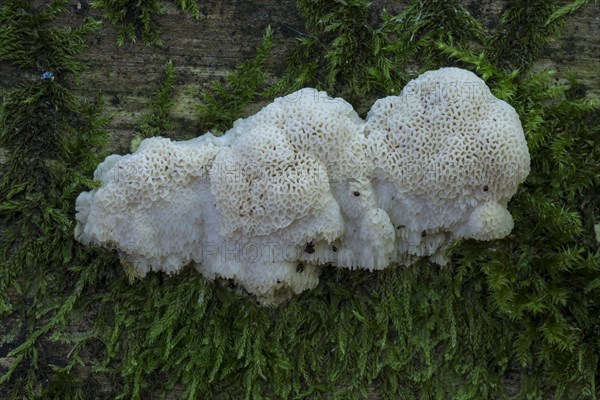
left=0, top=0, right=598, bottom=399
left=91, top=0, right=201, bottom=46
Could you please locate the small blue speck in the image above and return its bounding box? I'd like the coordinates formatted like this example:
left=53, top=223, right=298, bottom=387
left=40, top=71, right=55, bottom=81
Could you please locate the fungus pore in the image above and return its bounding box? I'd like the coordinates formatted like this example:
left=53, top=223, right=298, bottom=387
left=75, top=68, right=530, bottom=305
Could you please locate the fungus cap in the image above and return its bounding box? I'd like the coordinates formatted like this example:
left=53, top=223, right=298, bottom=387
left=366, top=67, right=530, bottom=258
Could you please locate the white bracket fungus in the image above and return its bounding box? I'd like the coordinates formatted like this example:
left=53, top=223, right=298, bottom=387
left=75, top=68, right=530, bottom=305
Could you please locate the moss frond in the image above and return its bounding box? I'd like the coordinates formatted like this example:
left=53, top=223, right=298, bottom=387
left=196, top=25, right=274, bottom=133
left=0, top=0, right=101, bottom=76
left=90, top=0, right=201, bottom=46
left=135, top=60, right=176, bottom=144
left=487, top=0, right=591, bottom=72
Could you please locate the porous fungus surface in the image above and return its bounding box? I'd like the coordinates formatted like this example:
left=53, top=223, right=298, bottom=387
left=75, top=68, right=530, bottom=305
left=365, top=67, right=530, bottom=263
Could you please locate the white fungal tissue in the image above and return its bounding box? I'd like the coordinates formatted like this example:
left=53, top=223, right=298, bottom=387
left=75, top=68, right=530, bottom=305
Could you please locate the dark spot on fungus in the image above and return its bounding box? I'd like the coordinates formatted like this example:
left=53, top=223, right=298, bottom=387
left=483, top=185, right=489, bottom=192
left=304, top=241, right=315, bottom=254
left=276, top=280, right=281, bottom=284
left=228, top=279, right=236, bottom=289
left=353, top=191, right=360, bottom=196
left=331, top=245, right=337, bottom=252
left=421, top=230, right=427, bottom=237
left=296, top=263, right=304, bottom=273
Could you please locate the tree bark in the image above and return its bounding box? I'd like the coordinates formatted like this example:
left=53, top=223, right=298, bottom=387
left=0, top=1, right=598, bottom=398
left=65, top=0, right=600, bottom=150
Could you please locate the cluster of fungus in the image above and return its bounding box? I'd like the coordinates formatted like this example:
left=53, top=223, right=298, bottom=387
left=75, top=68, right=530, bottom=305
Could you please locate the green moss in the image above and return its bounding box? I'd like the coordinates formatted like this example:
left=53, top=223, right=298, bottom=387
left=1, top=0, right=599, bottom=399
left=90, top=0, right=201, bottom=46
left=381, top=0, right=484, bottom=69
left=288, top=0, right=374, bottom=96
left=286, top=0, right=485, bottom=105
left=132, top=59, right=176, bottom=149
left=0, top=1, right=111, bottom=395
left=196, top=25, right=274, bottom=134
left=0, top=0, right=101, bottom=76
left=488, top=0, right=592, bottom=72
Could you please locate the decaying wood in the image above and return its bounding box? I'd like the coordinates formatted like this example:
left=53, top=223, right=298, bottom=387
left=68, top=0, right=600, bottom=150
left=0, top=0, right=598, bottom=156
